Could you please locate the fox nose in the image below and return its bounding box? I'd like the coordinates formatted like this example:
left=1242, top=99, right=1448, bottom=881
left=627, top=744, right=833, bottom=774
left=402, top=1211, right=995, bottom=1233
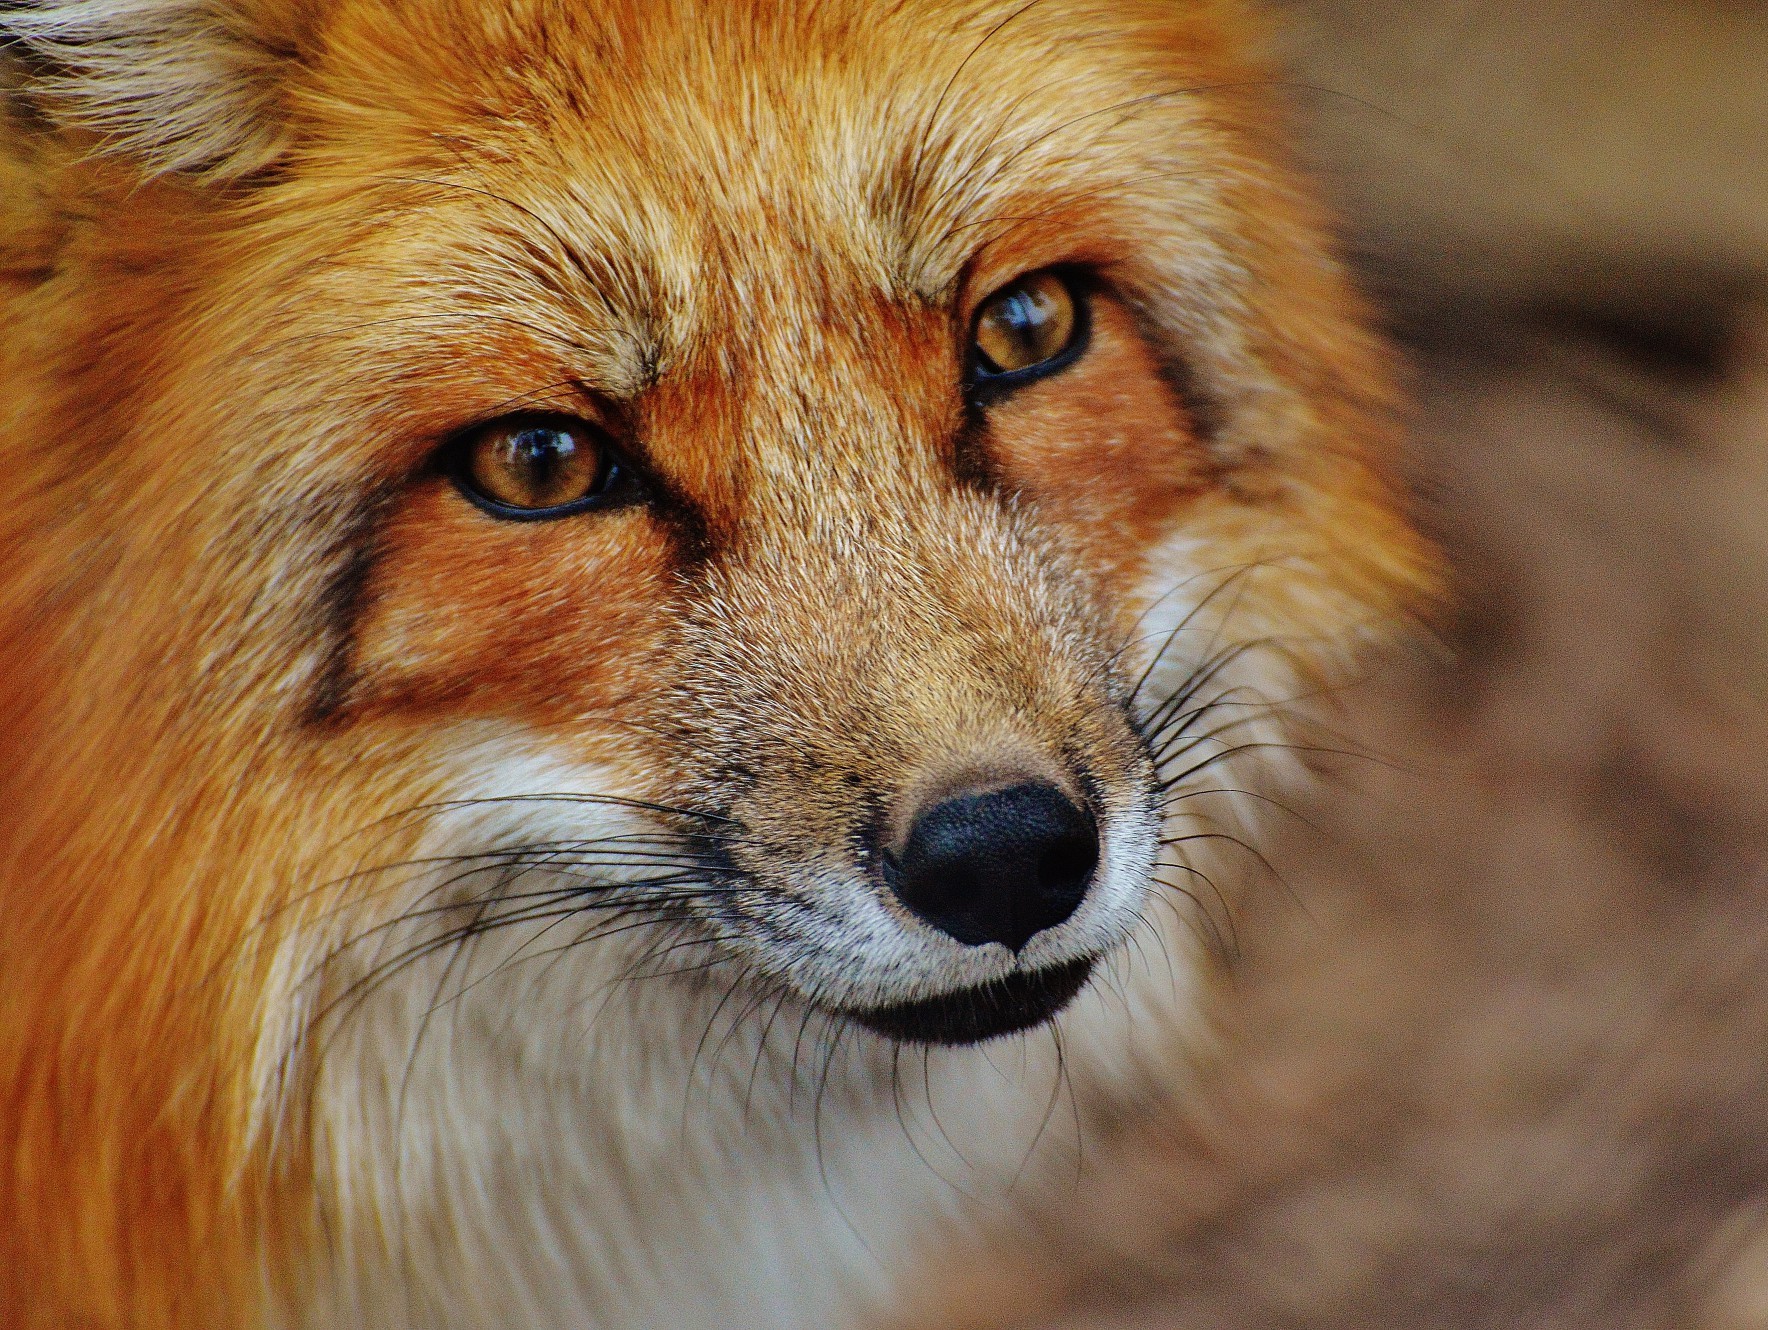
left=886, top=782, right=1099, bottom=952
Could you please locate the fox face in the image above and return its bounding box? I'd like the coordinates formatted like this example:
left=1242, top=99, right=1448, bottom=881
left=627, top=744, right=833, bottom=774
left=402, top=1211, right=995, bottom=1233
left=344, top=250, right=1176, bottom=1045
left=0, top=0, right=1436, bottom=1325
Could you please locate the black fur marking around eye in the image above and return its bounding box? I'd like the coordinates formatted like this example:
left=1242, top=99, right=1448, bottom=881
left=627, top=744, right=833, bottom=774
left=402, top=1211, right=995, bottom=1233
left=948, top=411, right=999, bottom=489
left=644, top=476, right=716, bottom=573
left=1115, top=296, right=1223, bottom=449
left=304, top=490, right=395, bottom=727
left=552, top=403, right=719, bottom=570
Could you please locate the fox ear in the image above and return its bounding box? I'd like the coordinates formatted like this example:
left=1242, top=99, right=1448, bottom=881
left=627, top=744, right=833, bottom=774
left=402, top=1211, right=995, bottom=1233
left=1, top=0, right=319, bottom=178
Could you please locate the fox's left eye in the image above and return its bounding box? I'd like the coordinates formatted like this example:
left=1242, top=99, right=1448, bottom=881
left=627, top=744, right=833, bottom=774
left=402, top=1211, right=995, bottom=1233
left=971, top=271, right=1084, bottom=384
left=449, top=414, right=627, bottom=520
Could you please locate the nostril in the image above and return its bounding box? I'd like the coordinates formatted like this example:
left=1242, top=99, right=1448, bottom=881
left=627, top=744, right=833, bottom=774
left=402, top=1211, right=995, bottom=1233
left=886, top=781, right=1099, bottom=952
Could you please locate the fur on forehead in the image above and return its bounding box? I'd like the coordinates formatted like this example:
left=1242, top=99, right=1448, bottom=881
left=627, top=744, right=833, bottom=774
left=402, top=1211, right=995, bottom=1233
left=8, top=0, right=1369, bottom=488
left=1, top=1, right=1267, bottom=260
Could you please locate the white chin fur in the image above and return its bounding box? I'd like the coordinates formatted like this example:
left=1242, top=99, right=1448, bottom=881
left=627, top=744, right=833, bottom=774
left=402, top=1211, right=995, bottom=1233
left=284, top=579, right=1265, bottom=1330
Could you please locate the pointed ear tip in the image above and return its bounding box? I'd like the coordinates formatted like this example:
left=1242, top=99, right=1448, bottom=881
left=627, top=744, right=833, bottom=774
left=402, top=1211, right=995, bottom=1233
left=1, top=0, right=303, bottom=179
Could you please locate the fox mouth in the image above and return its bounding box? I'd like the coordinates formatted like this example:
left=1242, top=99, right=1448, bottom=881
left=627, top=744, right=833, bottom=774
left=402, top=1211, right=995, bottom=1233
left=841, top=956, right=1096, bottom=1045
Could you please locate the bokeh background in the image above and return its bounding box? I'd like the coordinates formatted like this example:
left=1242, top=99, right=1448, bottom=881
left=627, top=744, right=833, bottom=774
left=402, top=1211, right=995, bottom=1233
left=899, top=5, right=1768, bottom=1325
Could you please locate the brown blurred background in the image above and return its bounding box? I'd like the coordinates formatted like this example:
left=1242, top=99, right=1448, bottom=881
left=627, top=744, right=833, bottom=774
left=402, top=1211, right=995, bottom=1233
left=897, top=5, right=1768, bottom=1327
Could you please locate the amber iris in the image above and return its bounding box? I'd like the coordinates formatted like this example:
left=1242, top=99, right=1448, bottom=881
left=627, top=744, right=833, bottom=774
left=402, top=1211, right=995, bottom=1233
left=973, top=271, right=1078, bottom=376
left=461, top=417, right=609, bottom=513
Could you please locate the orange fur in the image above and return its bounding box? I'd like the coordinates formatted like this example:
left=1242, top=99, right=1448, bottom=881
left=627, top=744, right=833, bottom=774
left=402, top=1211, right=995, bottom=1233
left=0, top=2, right=1437, bottom=1325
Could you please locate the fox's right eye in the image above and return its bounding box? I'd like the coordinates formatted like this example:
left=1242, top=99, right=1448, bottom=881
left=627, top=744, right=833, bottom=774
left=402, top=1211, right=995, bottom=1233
left=971, top=270, right=1084, bottom=386
left=449, top=414, right=627, bottom=521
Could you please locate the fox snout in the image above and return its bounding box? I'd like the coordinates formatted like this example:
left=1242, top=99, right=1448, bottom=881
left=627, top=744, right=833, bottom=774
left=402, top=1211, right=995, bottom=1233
left=659, top=487, right=1161, bottom=1042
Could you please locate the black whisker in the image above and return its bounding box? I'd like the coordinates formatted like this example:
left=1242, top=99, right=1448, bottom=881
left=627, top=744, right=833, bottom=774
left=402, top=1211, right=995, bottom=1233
left=1151, top=868, right=1238, bottom=961
left=909, top=0, right=1056, bottom=205
left=1130, top=564, right=1274, bottom=708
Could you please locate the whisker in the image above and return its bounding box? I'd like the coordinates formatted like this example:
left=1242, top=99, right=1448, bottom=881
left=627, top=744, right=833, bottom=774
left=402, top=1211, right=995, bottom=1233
left=1165, top=783, right=1322, bottom=835
left=1129, top=563, right=1269, bottom=706
left=909, top=0, right=1056, bottom=204
left=1151, top=868, right=1238, bottom=960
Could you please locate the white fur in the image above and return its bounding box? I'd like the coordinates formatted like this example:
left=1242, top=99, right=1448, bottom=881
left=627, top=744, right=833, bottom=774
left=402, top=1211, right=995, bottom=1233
left=275, top=528, right=1294, bottom=1329
left=287, top=735, right=1204, bottom=1327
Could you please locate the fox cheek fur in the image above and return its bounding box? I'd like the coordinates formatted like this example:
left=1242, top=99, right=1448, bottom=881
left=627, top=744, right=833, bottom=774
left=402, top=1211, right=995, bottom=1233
left=0, top=0, right=1440, bottom=1326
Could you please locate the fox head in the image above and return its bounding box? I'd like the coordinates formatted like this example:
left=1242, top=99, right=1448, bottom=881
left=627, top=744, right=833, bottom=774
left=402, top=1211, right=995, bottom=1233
left=0, top=0, right=1435, bottom=1324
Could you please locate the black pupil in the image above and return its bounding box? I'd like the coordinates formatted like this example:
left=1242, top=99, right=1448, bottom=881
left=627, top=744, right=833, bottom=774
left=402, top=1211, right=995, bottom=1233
left=512, top=427, right=575, bottom=482
left=997, top=290, right=1041, bottom=343
left=491, top=423, right=610, bottom=510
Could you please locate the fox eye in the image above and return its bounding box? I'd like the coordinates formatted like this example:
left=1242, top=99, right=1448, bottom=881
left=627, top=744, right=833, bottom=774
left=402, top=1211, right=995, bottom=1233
left=971, top=271, right=1083, bottom=383
left=450, top=414, right=625, bottom=520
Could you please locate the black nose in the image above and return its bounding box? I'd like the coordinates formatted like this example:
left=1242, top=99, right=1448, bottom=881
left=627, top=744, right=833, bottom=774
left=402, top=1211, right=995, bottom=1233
left=886, top=782, right=1099, bottom=952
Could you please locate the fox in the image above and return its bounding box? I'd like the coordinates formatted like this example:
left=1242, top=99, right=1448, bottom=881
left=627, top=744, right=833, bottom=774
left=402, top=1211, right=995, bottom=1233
left=0, top=1, right=1436, bottom=1326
